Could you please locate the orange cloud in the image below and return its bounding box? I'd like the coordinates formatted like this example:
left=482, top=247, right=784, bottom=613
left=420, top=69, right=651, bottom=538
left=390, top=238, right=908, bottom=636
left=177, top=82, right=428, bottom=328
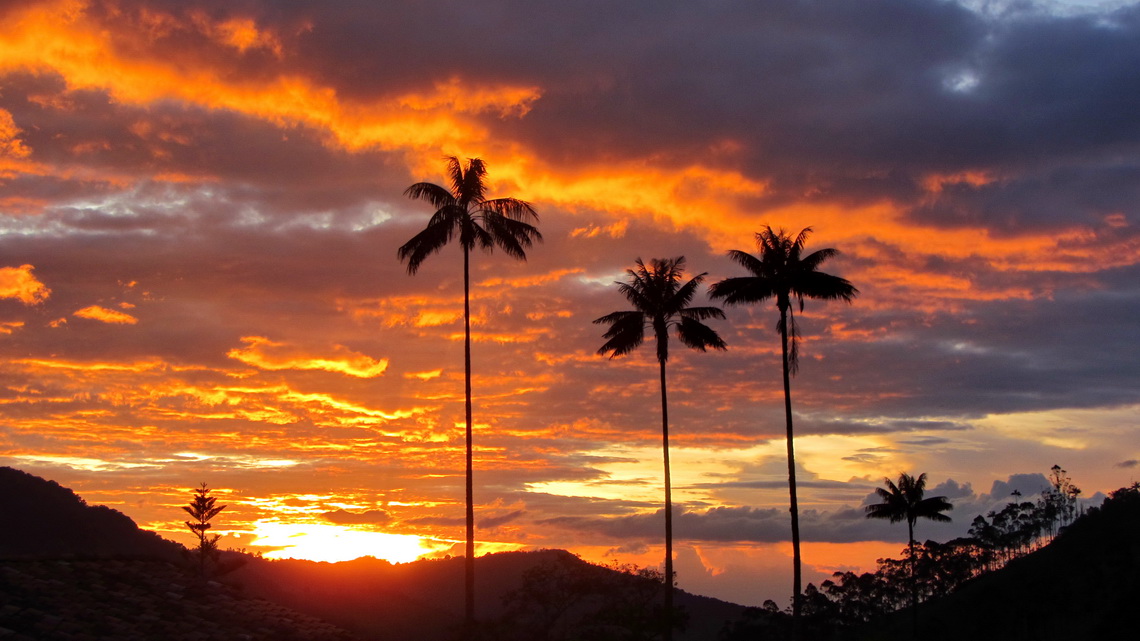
left=0, top=1, right=777, bottom=237
left=73, top=305, right=138, bottom=324
left=0, top=320, right=24, bottom=335
left=570, top=219, right=630, bottom=239
left=0, top=264, right=50, bottom=304
left=0, top=108, right=31, bottom=159
left=0, top=1, right=539, bottom=159
left=227, top=336, right=389, bottom=378
left=921, top=170, right=998, bottom=193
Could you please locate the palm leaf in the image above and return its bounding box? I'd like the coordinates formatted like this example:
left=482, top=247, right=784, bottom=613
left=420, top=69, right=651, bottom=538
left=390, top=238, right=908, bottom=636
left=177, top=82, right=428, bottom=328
left=404, top=182, right=456, bottom=209
left=397, top=217, right=456, bottom=274
left=677, top=316, right=728, bottom=352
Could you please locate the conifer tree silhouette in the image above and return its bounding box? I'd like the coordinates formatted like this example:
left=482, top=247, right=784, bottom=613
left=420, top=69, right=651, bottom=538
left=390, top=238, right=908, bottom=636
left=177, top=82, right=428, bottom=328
left=184, top=482, right=226, bottom=578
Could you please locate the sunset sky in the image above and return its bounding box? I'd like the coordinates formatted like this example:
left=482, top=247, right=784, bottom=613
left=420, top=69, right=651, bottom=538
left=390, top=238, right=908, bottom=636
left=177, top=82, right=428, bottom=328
left=2, top=0, right=1138, bottom=607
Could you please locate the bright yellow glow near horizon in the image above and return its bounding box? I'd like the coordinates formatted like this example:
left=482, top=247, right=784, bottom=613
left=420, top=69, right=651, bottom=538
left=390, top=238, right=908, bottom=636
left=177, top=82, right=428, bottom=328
left=526, top=443, right=785, bottom=504
left=251, top=521, right=451, bottom=564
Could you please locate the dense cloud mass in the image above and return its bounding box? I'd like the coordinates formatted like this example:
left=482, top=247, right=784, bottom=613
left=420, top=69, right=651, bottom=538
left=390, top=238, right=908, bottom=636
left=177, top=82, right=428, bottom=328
left=1, top=0, right=1138, bottom=606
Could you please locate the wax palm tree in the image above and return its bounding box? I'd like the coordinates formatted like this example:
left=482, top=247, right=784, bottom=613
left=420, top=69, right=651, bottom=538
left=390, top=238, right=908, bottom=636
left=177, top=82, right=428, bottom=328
left=594, top=257, right=726, bottom=641
left=398, top=156, right=540, bottom=631
left=866, top=472, right=954, bottom=559
left=708, top=226, right=857, bottom=634
left=866, top=472, right=953, bottom=634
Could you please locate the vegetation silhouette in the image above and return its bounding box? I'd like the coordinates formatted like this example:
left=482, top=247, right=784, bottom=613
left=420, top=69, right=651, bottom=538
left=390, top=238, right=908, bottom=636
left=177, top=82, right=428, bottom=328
left=183, top=482, right=227, bottom=578
left=722, top=474, right=1138, bottom=641
left=398, top=156, right=541, bottom=633
left=594, top=256, right=726, bottom=641
left=865, top=472, right=953, bottom=636
left=709, top=226, right=857, bottom=635
left=861, top=481, right=1140, bottom=641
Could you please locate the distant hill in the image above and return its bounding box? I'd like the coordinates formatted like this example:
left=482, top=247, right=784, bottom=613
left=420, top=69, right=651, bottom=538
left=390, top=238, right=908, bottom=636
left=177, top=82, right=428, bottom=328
left=0, top=466, right=182, bottom=560
left=855, top=484, right=1140, bottom=641
left=228, top=548, right=748, bottom=641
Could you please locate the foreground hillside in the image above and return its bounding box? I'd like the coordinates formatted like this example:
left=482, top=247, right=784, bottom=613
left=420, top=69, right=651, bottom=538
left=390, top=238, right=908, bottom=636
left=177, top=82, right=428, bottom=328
left=849, top=483, right=1140, bottom=641
left=0, top=467, right=744, bottom=640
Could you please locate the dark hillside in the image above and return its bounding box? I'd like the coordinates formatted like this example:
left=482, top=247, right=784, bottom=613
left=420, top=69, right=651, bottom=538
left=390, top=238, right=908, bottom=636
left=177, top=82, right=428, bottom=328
left=0, top=558, right=358, bottom=640
left=0, top=466, right=182, bottom=560
left=858, top=484, right=1140, bottom=640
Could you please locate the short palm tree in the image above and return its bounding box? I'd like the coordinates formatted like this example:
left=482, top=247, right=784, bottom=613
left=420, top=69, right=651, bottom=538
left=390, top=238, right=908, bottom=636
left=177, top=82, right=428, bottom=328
left=865, top=472, right=954, bottom=561
left=709, top=226, right=857, bottom=632
left=866, top=472, right=953, bottom=632
left=398, top=156, right=540, bottom=630
left=594, top=257, right=726, bottom=641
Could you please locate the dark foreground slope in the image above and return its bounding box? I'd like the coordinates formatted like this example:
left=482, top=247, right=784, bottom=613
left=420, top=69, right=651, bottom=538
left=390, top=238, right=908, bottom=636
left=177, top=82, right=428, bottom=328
left=2, top=467, right=746, bottom=640
left=0, top=466, right=182, bottom=561
left=0, top=558, right=358, bottom=641
left=0, top=467, right=357, bottom=640
left=857, top=484, right=1140, bottom=641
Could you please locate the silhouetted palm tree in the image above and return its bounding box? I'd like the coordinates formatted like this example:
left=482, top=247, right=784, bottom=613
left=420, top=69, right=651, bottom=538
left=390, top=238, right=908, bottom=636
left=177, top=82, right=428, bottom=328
left=594, top=257, right=726, bottom=641
left=398, top=156, right=541, bottom=631
left=709, top=226, right=857, bottom=634
left=866, top=472, right=954, bottom=565
left=866, top=472, right=953, bottom=633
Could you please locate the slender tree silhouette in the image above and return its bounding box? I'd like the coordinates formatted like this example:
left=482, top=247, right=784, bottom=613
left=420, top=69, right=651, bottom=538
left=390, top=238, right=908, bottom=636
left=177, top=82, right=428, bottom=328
left=709, top=226, right=856, bottom=637
left=184, top=482, right=226, bottom=578
left=594, top=256, right=726, bottom=641
left=866, top=472, right=953, bottom=636
left=398, top=156, right=540, bottom=632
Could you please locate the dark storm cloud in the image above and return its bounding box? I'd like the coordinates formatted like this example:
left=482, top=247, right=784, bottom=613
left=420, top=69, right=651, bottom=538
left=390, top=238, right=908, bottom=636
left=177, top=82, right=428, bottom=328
left=742, top=271, right=1140, bottom=422
left=266, top=0, right=1139, bottom=225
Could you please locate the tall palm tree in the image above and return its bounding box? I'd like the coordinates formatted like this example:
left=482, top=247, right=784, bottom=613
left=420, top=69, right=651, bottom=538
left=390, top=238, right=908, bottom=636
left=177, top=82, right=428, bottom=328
left=708, top=226, right=857, bottom=634
left=594, top=257, right=726, bottom=641
left=398, top=156, right=541, bottom=631
left=865, top=472, right=953, bottom=634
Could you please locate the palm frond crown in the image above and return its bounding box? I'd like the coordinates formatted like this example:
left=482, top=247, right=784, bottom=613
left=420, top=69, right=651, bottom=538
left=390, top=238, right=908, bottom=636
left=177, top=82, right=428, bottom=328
left=865, top=472, right=954, bottom=529
left=398, top=156, right=542, bottom=274
left=709, top=226, right=857, bottom=373
left=594, top=257, right=727, bottom=363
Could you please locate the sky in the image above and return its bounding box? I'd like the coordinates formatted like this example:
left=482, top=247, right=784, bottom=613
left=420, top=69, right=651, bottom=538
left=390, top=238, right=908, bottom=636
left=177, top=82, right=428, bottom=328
left=1, top=0, right=1138, bottom=607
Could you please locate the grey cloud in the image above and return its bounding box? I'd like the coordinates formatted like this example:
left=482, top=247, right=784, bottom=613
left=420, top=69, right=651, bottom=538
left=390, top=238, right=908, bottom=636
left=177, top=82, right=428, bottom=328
left=478, top=510, right=525, bottom=529
left=322, top=508, right=392, bottom=525
left=929, top=479, right=976, bottom=500
left=542, top=504, right=923, bottom=544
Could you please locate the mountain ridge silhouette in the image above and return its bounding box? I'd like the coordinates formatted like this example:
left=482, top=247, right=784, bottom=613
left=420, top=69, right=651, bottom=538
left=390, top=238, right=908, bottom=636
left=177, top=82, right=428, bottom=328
left=0, top=466, right=745, bottom=640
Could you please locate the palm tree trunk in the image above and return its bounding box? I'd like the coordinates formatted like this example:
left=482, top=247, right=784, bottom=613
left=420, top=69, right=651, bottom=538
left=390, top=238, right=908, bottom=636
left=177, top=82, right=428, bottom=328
left=659, top=357, right=674, bottom=641
left=908, top=520, right=917, bottom=639
left=780, top=305, right=802, bottom=641
left=463, top=244, right=476, bottom=634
